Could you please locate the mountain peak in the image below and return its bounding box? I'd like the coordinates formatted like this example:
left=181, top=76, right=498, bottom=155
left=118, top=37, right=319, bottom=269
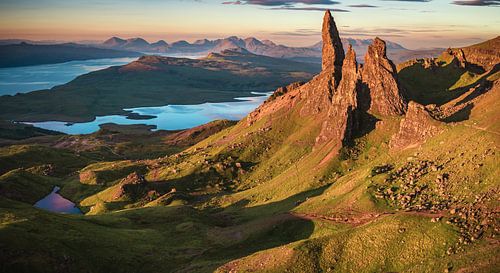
left=193, top=39, right=210, bottom=45
left=322, top=10, right=345, bottom=72
left=103, top=37, right=126, bottom=46
left=126, top=38, right=149, bottom=44
left=151, top=40, right=168, bottom=47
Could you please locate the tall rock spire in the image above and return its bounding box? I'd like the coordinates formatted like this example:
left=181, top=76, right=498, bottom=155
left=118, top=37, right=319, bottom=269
left=322, top=10, right=345, bottom=85
left=316, top=44, right=360, bottom=147
left=361, top=37, right=406, bottom=116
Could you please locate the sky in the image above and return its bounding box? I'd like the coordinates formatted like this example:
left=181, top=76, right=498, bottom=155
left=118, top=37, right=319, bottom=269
left=0, top=0, right=498, bottom=49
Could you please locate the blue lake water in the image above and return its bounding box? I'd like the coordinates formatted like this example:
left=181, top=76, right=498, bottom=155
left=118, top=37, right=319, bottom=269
left=0, top=53, right=206, bottom=96
left=26, top=92, right=270, bottom=135
left=2, top=54, right=270, bottom=135
left=34, top=186, right=83, bottom=214
left=0, top=57, right=139, bottom=95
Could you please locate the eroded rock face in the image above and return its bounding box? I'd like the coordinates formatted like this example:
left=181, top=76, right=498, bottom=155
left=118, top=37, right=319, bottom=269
left=448, top=36, right=500, bottom=71
left=79, top=170, right=99, bottom=185
left=316, top=45, right=359, bottom=147
left=361, top=38, right=406, bottom=116
left=114, top=172, right=146, bottom=200
left=321, top=10, right=345, bottom=70
left=322, top=10, right=345, bottom=86
left=246, top=11, right=410, bottom=160
left=390, top=101, right=443, bottom=150
left=266, top=81, right=305, bottom=103
left=301, top=11, right=345, bottom=116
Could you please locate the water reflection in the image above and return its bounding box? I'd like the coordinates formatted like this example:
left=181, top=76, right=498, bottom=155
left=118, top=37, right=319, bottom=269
left=34, top=186, right=83, bottom=214
left=27, top=92, right=271, bottom=135
left=0, top=57, right=138, bottom=95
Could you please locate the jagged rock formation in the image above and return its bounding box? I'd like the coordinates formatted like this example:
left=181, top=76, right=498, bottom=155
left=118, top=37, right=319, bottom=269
left=390, top=101, right=443, bottom=150
left=361, top=38, right=407, bottom=116
left=322, top=9, right=345, bottom=85
left=113, top=172, right=146, bottom=200
left=247, top=10, right=407, bottom=157
left=316, top=45, right=359, bottom=147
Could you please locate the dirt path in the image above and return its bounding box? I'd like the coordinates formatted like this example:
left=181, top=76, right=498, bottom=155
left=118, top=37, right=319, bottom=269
left=464, top=123, right=500, bottom=137
left=290, top=210, right=446, bottom=227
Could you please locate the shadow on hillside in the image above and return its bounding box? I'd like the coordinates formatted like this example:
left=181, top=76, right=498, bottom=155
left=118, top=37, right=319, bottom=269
left=182, top=184, right=331, bottom=272
left=0, top=185, right=330, bottom=273
left=398, top=59, right=489, bottom=106
left=440, top=64, right=498, bottom=123
left=341, top=82, right=379, bottom=147
left=443, top=103, right=474, bottom=123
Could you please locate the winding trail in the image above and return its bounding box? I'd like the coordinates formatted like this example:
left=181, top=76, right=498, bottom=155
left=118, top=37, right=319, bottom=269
left=290, top=210, right=446, bottom=227
left=464, top=123, right=500, bottom=137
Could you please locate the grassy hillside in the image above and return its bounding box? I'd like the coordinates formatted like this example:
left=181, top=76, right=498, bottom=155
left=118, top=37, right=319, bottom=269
left=0, top=38, right=498, bottom=272
left=0, top=120, right=62, bottom=141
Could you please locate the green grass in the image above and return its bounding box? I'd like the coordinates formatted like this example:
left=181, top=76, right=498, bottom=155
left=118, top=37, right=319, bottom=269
left=0, top=144, right=93, bottom=177
left=398, top=59, right=474, bottom=105
left=0, top=169, right=59, bottom=203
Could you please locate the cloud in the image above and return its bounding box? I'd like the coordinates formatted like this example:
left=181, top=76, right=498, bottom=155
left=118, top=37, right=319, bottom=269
left=338, top=25, right=467, bottom=38
left=272, top=28, right=321, bottom=36
left=222, top=0, right=340, bottom=6
left=348, top=4, right=379, bottom=8
left=270, top=6, right=349, bottom=11
left=381, top=0, right=432, bottom=2
left=451, top=0, right=500, bottom=6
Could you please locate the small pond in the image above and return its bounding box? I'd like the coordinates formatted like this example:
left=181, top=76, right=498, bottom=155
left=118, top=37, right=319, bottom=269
left=34, top=186, right=83, bottom=214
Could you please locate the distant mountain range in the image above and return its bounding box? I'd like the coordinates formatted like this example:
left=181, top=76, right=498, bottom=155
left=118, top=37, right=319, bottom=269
left=98, top=36, right=444, bottom=64
left=0, top=36, right=445, bottom=68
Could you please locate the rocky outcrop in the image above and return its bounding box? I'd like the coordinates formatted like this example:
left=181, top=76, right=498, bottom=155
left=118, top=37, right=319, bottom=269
left=247, top=11, right=344, bottom=124
left=390, top=101, right=443, bottom=150
left=266, top=81, right=305, bottom=102
left=322, top=10, right=345, bottom=86
left=246, top=11, right=409, bottom=159
left=316, top=45, right=359, bottom=146
left=113, top=172, right=146, bottom=200
left=361, top=38, right=406, bottom=116
left=79, top=170, right=99, bottom=185
left=448, top=36, right=500, bottom=71
left=300, top=10, right=345, bottom=116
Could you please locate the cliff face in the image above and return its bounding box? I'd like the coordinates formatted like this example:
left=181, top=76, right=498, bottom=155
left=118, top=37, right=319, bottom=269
left=316, top=45, right=359, bottom=147
left=247, top=10, right=407, bottom=158
left=360, top=38, right=407, bottom=116
left=322, top=10, right=345, bottom=86
left=450, top=36, right=500, bottom=71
